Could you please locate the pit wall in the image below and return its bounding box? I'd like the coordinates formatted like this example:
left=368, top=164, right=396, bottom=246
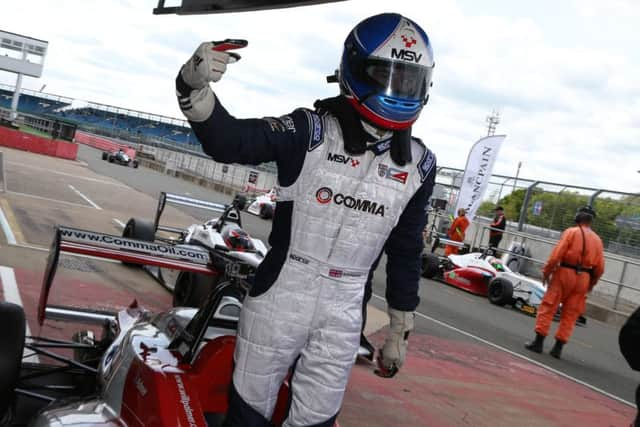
left=0, top=125, right=78, bottom=160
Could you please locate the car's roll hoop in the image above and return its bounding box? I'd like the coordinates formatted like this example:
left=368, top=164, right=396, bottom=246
left=38, top=225, right=215, bottom=325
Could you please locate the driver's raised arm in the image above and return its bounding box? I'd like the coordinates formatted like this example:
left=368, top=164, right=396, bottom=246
left=175, top=41, right=315, bottom=176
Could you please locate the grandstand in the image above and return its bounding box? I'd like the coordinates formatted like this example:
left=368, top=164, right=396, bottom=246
left=0, top=83, right=195, bottom=147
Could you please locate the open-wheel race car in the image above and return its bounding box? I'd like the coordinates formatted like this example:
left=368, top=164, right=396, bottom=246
left=101, top=149, right=139, bottom=168
left=121, top=192, right=268, bottom=307
left=1, top=224, right=331, bottom=426
left=421, top=250, right=586, bottom=324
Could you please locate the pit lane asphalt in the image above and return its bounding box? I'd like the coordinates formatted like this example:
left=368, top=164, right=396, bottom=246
left=74, top=145, right=640, bottom=405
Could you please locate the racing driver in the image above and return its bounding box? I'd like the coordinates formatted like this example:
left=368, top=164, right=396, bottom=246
left=176, top=13, right=437, bottom=427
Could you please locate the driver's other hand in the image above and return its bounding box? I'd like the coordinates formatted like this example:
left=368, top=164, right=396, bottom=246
left=180, top=42, right=235, bottom=90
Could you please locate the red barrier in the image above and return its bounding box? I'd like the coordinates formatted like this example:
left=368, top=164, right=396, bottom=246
left=74, top=131, right=136, bottom=159
left=0, top=126, right=78, bottom=160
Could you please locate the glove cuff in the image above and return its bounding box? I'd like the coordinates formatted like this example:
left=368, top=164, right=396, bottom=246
left=176, top=84, right=215, bottom=123
left=388, top=307, right=414, bottom=337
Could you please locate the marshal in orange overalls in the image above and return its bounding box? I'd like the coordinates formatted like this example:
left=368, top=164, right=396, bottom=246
left=445, top=209, right=470, bottom=256
left=536, top=225, right=605, bottom=343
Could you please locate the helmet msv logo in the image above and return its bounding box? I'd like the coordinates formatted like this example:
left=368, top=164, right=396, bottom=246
left=390, top=48, right=423, bottom=63
left=315, top=187, right=385, bottom=216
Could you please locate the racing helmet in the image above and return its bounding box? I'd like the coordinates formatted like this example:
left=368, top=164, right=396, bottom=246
left=221, top=225, right=255, bottom=251
left=575, top=205, right=596, bottom=223
left=339, top=13, right=435, bottom=130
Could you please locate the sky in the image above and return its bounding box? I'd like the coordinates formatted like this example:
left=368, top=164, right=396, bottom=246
left=1, top=0, right=639, bottom=194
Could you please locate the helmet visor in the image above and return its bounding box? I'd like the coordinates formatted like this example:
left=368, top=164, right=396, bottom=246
left=363, top=58, right=432, bottom=99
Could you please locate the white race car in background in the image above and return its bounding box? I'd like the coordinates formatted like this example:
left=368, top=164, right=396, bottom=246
left=246, top=188, right=277, bottom=219
left=122, top=192, right=268, bottom=307
left=422, top=250, right=586, bottom=324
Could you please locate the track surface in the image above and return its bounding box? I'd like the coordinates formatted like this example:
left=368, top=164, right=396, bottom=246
left=0, top=144, right=637, bottom=426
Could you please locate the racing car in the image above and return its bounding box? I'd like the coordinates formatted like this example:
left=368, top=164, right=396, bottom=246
left=122, top=192, right=268, bottom=307
left=101, top=149, right=139, bottom=168
left=421, top=250, right=586, bottom=324
left=1, top=225, right=328, bottom=426
left=245, top=187, right=277, bottom=219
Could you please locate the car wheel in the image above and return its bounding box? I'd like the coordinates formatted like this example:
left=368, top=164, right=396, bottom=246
left=173, top=272, right=220, bottom=308
left=259, top=204, right=273, bottom=219
left=421, top=253, right=440, bottom=279
left=132, top=160, right=139, bottom=168
left=101, top=152, right=108, bottom=160
left=488, top=277, right=514, bottom=306
left=121, top=218, right=155, bottom=267
left=0, top=302, right=25, bottom=419
left=108, top=156, right=114, bottom=163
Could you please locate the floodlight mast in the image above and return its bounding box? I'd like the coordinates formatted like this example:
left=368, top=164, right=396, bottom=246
left=153, top=0, right=348, bottom=15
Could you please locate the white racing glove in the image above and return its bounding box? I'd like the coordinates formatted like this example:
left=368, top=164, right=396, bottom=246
left=375, top=307, right=414, bottom=378
left=176, top=39, right=247, bottom=122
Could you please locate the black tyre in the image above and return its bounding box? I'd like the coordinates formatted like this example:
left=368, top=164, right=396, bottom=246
left=488, top=277, right=514, bottom=306
left=0, top=302, right=25, bottom=419
left=173, top=272, right=220, bottom=308
left=132, top=160, right=139, bottom=169
left=259, top=204, right=274, bottom=219
left=108, top=156, right=114, bottom=163
left=101, top=152, right=108, bottom=161
left=421, top=253, right=440, bottom=279
left=121, top=218, right=155, bottom=267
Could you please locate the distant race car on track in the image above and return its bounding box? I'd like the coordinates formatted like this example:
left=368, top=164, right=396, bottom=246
left=245, top=187, right=277, bottom=219
left=421, top=250, right=586, bottom=324
left=101, top=149, right=139, bottom=168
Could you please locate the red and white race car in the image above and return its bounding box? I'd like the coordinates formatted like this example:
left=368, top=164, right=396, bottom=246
left=421, top=250, right=587, bottom=324
left=1, top=225, right=337, bottom=426
left=246, top=188, right=277, bottom=219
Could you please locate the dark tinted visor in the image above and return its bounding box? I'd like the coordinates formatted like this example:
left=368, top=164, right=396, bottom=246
left=364, top=58, right=432, bottom=99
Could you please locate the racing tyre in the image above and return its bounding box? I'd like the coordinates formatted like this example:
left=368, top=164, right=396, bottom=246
left=488, top=277, right=514, bottom=306
left=0, top=302, right=25, bottom=420
left=173, top=271, right=220, bottom=308
left=259, top=204, right=274, bottom=219
left=132, top=160, right=139, bottom=168
left=108, top=155, right=115, bottom=163
left=421, top=253, right=440, bottom=279
left=101, top=152, right=108, bottom=161
left=121, top=218, right=155, bottom=267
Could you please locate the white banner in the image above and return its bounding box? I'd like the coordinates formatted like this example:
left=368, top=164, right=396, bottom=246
left=455, top=135, right=506, bottom=220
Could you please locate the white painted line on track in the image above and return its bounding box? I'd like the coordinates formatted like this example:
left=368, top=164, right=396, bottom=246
left=112, top=219, right=126, bottom=229
left=68, top=185, right=102, bottom=210
left=0, top=205, right=17, bottom=244
left=371, top=292, right=634, bottom=408
left=0, top=266, right=40, bottom=363
left=8, top=161, right=129, bottom=187
left=8, top=190, right=95, bottom=209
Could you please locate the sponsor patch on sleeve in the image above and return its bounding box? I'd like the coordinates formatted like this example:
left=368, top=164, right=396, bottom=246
left=305, top=110, right=324, bottom=151
left=418, top=148, right=436, bottom=182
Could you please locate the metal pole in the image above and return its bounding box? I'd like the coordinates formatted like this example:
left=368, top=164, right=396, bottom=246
left=613, top=261, right=628, bottom=310
left=588, top=189, right=604, bottom=207
left=513, top=161, right=522, bottom=192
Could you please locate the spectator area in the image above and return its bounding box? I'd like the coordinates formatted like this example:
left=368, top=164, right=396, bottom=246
left=0, top=88, right=71, bottom=114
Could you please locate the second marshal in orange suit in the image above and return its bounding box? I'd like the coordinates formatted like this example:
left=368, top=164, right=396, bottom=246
left=445, top=208, right=470, bottom=256
left=525, top=205, right=605, bottom=359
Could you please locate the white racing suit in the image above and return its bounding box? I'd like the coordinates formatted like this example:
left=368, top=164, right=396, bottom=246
left=186, top=95, right=436, bottom=427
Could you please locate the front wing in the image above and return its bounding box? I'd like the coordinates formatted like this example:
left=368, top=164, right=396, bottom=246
left=38, top=225, right=215, bottom=325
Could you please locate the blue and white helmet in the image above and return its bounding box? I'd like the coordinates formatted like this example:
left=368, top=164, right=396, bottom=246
left=340, top=13, right=435, bottom=130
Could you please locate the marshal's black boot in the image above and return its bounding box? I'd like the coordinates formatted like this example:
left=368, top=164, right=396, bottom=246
left=524, top=333, right=545, bottom=353
left=550, top=339, right=565, bottom=359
